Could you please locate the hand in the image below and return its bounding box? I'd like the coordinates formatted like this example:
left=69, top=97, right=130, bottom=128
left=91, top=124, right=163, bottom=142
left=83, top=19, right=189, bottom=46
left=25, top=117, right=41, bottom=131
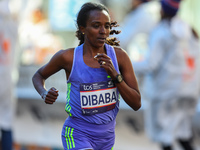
left=94, top=53, right=118, bottom=79
left=42, top=87, right=59, bottom=104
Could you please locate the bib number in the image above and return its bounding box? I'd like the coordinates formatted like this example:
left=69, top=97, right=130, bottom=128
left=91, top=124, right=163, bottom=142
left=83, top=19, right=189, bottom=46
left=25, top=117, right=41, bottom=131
left=80, top=80, right=117, bottom=115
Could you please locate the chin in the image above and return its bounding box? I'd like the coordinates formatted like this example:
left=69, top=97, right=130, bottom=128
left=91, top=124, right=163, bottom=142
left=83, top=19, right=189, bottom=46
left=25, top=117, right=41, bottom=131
left=98, top=43, right=105, bottom=48
left=93, top=42, right=105, bottom=48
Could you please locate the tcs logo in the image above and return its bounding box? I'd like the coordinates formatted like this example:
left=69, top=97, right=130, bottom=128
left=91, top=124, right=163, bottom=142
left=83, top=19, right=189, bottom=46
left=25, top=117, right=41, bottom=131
left=83, top=85, right=93, bottom=91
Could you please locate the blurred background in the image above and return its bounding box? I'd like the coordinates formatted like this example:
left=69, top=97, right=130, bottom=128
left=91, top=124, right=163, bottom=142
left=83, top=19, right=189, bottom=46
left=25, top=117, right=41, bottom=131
left=0, top=0, right=200, bottom=150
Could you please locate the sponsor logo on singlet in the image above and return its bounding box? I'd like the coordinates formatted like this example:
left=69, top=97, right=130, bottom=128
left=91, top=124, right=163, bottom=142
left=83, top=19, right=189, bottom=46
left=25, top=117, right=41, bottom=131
left=80, top=80, right=117, bottom=115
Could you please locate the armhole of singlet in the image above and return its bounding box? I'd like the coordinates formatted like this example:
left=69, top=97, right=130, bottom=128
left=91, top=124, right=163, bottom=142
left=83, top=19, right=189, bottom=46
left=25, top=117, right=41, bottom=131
left=113, top=49, right=120, bottom=74
left=67, top=47, right=77, bottom=82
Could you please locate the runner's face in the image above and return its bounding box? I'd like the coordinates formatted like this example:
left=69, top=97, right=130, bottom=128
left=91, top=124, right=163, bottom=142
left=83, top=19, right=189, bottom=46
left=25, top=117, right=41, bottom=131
left=83, top=10, right=111, bottom=48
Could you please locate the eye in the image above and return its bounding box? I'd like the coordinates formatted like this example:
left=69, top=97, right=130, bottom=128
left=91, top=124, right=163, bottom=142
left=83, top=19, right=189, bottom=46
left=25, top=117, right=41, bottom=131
left=105, top=24, right=111, bottom=29
left=104, top=22, right=111, bottom=29
left=93, top=23, right=100, bottom=28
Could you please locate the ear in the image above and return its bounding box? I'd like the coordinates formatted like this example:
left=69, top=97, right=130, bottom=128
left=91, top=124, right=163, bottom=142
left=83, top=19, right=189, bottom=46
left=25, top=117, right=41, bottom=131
left=79, top=26, right=85, bottom=34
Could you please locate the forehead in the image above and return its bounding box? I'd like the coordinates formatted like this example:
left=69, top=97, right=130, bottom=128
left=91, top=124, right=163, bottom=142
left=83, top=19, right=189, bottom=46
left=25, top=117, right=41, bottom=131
left=87, top=10, right=110, bottom=23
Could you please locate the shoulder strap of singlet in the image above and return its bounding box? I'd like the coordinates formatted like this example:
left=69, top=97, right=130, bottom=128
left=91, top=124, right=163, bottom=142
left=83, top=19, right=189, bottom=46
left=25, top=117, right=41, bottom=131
left=105, top=44, right=120, bottom=74
left=67, top=44, right=83, bottom=82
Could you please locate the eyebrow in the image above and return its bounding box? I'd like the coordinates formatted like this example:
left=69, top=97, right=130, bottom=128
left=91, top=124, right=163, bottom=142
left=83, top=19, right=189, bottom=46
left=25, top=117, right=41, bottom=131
left=91, top=21, right=110, bottom=24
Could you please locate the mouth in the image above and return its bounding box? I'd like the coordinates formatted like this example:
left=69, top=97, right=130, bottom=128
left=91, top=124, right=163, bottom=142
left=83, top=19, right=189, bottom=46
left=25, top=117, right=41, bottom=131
left=97, top=37, right=106, bottom=42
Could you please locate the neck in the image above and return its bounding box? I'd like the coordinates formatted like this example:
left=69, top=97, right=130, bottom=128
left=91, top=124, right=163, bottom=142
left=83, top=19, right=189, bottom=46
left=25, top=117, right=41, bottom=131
left=83, top=43, right=106, bottom=58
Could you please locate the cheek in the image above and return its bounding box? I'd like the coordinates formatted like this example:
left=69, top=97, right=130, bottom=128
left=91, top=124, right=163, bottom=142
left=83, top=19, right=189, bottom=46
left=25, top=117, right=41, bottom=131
left=87, top=29, right=99, bottom=37
left=106, top=29, right=110, bottom=35
left=86, top=27, right=111, bottom=38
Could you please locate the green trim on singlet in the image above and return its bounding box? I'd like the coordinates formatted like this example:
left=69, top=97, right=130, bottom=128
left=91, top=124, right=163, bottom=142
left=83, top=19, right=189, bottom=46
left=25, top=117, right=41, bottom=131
left=111, top=146, right=114, bottom=150
left=65, top=83, right=72, bottom=116
left=65, top=126, right=75, bottom=149
left=107, top=75, right=111, bottom=78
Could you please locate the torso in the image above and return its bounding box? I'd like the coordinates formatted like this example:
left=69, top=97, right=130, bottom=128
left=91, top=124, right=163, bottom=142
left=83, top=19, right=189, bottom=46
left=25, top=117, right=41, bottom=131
left=65, top=43, right=120, bottom=124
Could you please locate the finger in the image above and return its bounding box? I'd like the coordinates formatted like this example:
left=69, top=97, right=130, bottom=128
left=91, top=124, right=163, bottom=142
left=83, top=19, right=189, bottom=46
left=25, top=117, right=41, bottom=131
left=45, top=96, right=57, bottom=103
left=100, top=59, right=113, bottom=66
left=44, top=96, right=55, bottom=103
left=45, top=100, right=54, bottom=104
left=97, top=57, right=109, bottom=64
left=94, top=53, right=100, bottom=59
left=46, top=93, right=58, bottom=100
left=102, top=61, right=106, bottom=65
left=45, top=89, right=58, bottom=101
left=94, top=53, right=110, bottom=59
left=100, top=61, right=108, bottom=68
left=51, top=87, right=59, bottom=92
left=48, top=89, right=59, bottom=96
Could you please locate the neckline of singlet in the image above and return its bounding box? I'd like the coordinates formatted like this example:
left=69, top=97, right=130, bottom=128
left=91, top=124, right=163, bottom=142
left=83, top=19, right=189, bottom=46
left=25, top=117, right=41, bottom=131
left=80, top=44, right=108, bottom=71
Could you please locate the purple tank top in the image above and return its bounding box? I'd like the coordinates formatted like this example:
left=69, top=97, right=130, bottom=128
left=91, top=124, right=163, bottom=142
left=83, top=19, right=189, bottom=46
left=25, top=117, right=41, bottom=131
left=65, top=43, right=120, bottom=124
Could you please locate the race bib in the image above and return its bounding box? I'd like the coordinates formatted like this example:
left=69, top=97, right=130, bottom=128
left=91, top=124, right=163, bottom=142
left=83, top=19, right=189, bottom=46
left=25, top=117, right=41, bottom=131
left=80, top=80, right=117, bottom=115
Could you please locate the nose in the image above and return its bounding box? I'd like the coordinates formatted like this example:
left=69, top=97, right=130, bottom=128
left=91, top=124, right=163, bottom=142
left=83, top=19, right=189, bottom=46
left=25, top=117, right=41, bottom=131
left=99, top=26, right=106, bottom=34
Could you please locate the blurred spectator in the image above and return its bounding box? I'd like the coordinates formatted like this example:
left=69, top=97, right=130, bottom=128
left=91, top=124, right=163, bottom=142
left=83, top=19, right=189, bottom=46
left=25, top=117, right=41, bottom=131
left=19, top=7, right=62, bottom=65
left=117, top=0, right=160, bottom=62
left=117, top=0, right=160, bottom=105
left=132, top=0, right=200, bottom=150
left=0, top=0, right=18, bottom=149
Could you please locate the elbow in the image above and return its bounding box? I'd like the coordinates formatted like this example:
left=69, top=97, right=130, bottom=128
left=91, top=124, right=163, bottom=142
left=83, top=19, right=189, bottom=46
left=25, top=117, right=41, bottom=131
left=32, top=74, right=35, bottom=84
left=132, top=101, right=141, bottom=111
left=132, top=95, right=141, bottom=111
left=32, top=73, right=37, bottom=84
left=32, top=71, right=42, bottom=86
left=133, top=101, right=141, bottom=111
left=121, top=89, right=142, bottom=111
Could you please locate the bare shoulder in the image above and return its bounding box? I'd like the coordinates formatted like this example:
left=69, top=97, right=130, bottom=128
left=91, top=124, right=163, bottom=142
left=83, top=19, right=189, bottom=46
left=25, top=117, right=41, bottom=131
left=48, top=48, right=75, bottom=71
left=56, top=48, right=74, bottom=59
left=53, top=48, right=75, bottom=63
left=113, top=46, right=130, bottom=67
left=113, top=46, right=128, bottom=57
